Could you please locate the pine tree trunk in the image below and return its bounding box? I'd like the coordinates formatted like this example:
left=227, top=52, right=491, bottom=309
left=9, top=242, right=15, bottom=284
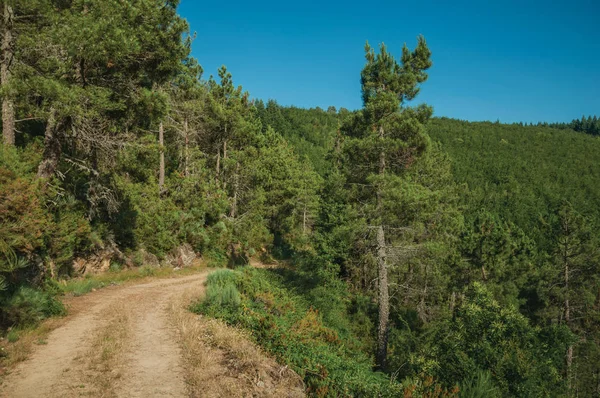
left=230, top=161, right=239, bottom=218
left=2, top=2, right=14, bottom=146
left=215, top=147, right=220, bottom=185
left=303, top=204, right=307, bottom=235
left=183, top=118, right=189, bottom=177
left=450, top=291, right=457, bottom=312
left=375, top=124, right=389, bottom=370
left=37, top=109, right=59, bottom=178
left=565, top=256, right=573, bottom=391
left=159, top=121, right=165, bottom=191
left=222, top=140, right=228, bottom=190
left=375, top=224, right=389, bottom=369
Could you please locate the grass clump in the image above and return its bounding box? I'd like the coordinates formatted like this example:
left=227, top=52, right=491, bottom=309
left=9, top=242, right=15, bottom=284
left=6, top=329, right=19, bottom=343
left=204, top=269, right=241, bottom=308
left=206, top=284, right=241, bottom=308
left=2, top=287, right=65, bottom=326
left=61, top=278, right=105, bottom=296
left=206, top=268, right=238, bottom=287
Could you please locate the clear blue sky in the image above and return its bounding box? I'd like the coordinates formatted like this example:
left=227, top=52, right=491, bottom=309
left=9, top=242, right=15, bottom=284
left=179, top=0, right=599, bottom=123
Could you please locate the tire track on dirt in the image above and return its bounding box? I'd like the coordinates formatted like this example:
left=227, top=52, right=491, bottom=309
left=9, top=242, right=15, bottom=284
left=0, top=273, right=207, bottom=398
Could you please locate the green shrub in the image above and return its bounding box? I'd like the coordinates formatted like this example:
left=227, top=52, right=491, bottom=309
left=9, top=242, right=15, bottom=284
left=306, top=285, right=351, bottom=339
left=459, top=371, right=500, bottom=398
left=0, top=167, right=48, bottom=266
left=204, top=249, right=228, bottom=268
left=2, top=287, right=65, bottom=326
left=205, top=283, right=241, bottom=308
left=422, top=283, right=569, bottom=396
left=6, top=329, right=20, bottom=343
left=131, top=250, right=144, bottom=267
left=109, top=262, right=122, bottom=272
left=206, top=268, right=238, bottom=287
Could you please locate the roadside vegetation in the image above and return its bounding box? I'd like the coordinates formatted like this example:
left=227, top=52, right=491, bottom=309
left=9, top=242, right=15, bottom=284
left=194, top=267, right=457, bottom=397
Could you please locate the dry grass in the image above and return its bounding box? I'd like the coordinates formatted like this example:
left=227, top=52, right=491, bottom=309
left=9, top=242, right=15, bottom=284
left=169, top=290, right=305, bottom=398
left=0, top=316, right=67, bottom=381
left=74, top=302, right=130, bottom=397
left=0, top=264, right=206, bottom=386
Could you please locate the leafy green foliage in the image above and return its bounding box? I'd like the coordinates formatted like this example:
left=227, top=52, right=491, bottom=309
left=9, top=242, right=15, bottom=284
left=459, top=371, right=500, bottom=398
left=0, top=149, right=48, bottom=263
left=255, top=100, right=339, bottom=175
left=420, top=283, right=569, bottom=396
left=427, top=118, right=600, bottom=253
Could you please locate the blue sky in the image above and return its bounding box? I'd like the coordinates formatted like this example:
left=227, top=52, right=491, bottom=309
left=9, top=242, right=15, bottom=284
left=178, top=0, right=599, bottom=123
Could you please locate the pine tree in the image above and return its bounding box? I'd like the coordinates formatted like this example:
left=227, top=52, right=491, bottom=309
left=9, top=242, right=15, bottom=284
left=535, top=202, right=600, bottom=392
left=341, top=37, right=432, bottom=369
left=6, top=0, right=192, bottom=180
left=165, top=57, right=204, bottom=178
left=0, top=0, right=54, bottom=146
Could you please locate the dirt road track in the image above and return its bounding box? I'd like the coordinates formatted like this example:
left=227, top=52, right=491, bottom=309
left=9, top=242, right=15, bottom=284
left=0, top=273, right=207, bottom=398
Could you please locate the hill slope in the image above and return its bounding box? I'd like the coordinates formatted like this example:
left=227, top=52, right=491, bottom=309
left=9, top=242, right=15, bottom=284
left=427, top=117, right=600, bottom=248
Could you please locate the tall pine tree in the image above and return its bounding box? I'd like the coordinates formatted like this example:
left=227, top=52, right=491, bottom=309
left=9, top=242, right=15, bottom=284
left=341, top=37, right=432, bottom=368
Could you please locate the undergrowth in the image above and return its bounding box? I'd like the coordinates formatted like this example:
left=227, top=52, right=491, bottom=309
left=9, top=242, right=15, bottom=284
left=193, top=267, right=455, bottom=397
left=204, top=269, right=241, bottom=308
left=1, top=287, right=65, bottom=327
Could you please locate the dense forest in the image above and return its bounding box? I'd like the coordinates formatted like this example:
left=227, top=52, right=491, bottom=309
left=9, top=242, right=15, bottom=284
left=1, top=1, right=599, bottom=397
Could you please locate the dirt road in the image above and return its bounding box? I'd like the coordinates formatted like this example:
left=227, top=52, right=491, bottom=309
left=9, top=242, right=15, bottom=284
left=0, top=271, right=304, bottom=398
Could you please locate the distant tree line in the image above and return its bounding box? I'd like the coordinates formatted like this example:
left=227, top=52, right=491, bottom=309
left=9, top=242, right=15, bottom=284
left=508, top=115, right=600, bottom=136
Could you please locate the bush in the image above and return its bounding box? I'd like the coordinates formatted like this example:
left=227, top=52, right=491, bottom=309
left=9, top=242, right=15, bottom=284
left=0, top=167, right=48, bottom=263
left=202, top=269, right=242, bottom=308
left=109, top=262, right=122, bottom=272
left=206, top=268, right=238, bottom=287
left=6, top=329, right=20, bottom=343
left=2, top=287, right=65, bottom=326
left=459, top=371, right=500, bottom=398
left=421, top=282, right=569, bottom=396
left=205, top=283, right=241, bottom=308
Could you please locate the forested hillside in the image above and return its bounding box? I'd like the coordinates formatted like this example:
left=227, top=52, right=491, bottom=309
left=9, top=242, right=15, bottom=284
left=1, top=1, right=599, bottom=397
left=427, top=118, right=600, bottom=252
left=253, top=110, right=600, bottom=396
left=254, top=100, right=341, bottom=175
